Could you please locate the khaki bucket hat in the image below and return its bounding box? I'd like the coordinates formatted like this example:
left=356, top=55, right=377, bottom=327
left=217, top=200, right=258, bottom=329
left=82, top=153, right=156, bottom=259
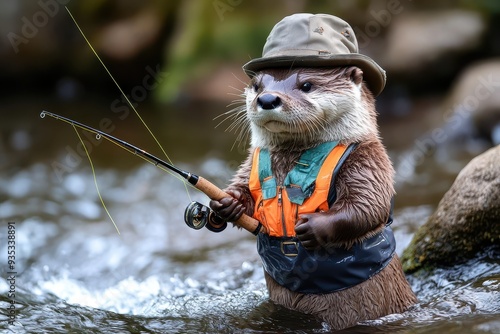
left=243, top=13, right=386, bottom=96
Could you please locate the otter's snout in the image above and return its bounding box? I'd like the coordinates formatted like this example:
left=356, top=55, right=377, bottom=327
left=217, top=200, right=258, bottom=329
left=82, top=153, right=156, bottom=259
left=257, top=93, right=281, bottom=110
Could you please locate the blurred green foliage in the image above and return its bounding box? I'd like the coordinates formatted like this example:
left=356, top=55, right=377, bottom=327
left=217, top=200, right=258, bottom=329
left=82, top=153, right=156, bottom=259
left=2, top=0, right=500, bottom=104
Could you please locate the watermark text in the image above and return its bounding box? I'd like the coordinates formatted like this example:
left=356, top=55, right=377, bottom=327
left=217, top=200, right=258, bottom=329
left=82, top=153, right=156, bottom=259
left=7, top=0, right=72, bottom=53
left=6, top=222, right=17, bottom=325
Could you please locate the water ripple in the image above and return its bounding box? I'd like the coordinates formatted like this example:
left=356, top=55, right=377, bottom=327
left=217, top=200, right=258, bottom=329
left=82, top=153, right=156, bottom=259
left=0, top=160, right=498, bottom=333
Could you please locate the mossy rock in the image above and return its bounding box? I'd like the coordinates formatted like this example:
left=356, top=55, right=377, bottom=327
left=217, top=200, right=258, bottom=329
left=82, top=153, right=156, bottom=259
left=402, top=145, right=500, bottom=273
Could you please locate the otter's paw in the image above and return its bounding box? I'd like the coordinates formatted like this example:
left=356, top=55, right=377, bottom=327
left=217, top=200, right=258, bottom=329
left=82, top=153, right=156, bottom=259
left=295, top=212, right=336, bottom=251
left=209, top=189, right=247, bottom=223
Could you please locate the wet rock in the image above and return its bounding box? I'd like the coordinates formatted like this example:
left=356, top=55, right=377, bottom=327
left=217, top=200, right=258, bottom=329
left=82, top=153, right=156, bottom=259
left=382, top=10, right=485, bottom=74
left=441, top=59, right=500, bottom=146
left=401, top=145, right=500, bottom=273
left=96, top=9, right=163, bottom=60
left=402, top=60, right=500, bottom=164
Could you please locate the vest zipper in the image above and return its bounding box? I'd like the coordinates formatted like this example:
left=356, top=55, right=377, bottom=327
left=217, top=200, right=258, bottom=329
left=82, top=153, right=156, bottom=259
left=278, top=186, right=287, bottom=236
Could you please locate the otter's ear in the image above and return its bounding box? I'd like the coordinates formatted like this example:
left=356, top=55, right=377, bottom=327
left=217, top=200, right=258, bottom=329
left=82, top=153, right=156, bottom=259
left=346, top=67, right=363, bottom=86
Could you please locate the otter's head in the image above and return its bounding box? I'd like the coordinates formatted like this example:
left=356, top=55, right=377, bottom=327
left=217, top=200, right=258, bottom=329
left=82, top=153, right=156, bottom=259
left=244, top=66, right=378, bottom=151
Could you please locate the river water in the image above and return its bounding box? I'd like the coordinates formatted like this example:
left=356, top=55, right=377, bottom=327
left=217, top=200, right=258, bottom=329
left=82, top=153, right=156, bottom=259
left=0, top=98, right=499, bottom=333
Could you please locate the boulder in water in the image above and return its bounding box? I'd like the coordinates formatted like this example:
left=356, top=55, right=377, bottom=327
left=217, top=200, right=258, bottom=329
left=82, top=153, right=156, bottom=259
left=402, top=145, right=500, bottom=273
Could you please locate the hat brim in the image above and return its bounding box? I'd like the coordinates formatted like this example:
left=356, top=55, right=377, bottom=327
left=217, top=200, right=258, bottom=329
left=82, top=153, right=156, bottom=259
left=242, top=54, right=386, bottom=96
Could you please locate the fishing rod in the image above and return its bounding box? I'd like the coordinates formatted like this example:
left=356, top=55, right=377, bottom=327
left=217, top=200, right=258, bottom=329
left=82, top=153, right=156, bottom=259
left=40, top=110, right=264, bottom=236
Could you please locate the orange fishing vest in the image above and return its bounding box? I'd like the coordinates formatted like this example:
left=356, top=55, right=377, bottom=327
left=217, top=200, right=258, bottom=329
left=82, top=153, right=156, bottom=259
left=248, top=141, right=396, bottom=294
left=249, top=142, right=348, bottom=238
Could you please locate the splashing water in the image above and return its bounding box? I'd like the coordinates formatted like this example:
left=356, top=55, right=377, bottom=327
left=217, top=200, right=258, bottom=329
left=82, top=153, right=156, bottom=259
left=0, top=160, right=498, bottom=333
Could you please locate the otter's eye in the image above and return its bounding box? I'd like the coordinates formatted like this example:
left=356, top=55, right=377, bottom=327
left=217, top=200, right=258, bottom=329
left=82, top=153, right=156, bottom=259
left=252, top=83, right=259, bottom=92
left=300, top=82, right=312, bottom=93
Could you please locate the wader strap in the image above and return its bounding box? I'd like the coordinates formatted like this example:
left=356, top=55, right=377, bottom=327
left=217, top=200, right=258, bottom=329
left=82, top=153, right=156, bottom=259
left=257, top=141, right=339, bottom=204
left=257, top=226, right=396, bottom=294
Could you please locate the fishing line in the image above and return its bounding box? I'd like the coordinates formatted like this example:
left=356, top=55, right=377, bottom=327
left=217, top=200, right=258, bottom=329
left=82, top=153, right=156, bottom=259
left=48, top=8, right=264, bottom=236
left=72, top=123, right=121, bottom=235
left=41, top=111, right=264, bottom=235
left=42, top=111, right=189, bottom=185
left=64, top=6, right=192, bottom=201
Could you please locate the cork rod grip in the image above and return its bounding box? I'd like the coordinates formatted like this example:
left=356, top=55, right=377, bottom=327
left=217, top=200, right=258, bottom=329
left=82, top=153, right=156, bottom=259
left=194, top=177, right=264, bottom=234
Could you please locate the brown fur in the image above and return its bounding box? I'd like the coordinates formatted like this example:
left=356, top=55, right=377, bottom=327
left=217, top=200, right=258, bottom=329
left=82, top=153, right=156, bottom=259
left=221, top=67, right=416, bottom=330
left=264, top=255, right=416, bottom=330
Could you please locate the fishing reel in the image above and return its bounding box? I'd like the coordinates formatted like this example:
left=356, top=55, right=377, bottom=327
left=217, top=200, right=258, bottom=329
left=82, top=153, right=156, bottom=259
left=184, top=202, right=227, bottom=232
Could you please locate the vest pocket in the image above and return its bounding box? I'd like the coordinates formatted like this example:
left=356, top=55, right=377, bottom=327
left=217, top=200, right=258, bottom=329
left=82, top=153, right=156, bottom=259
left=256, top=200, right=268, bottom=231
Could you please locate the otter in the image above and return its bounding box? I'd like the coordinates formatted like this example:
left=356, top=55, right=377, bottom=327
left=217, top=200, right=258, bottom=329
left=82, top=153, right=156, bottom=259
left=208, top=13, right=417, bottom=331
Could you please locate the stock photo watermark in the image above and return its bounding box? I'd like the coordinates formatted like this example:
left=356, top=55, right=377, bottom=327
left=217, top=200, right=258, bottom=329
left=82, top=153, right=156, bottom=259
left=212, top=0, right=411, bottom=41
left=6, top=221, right=17, bottom=325
left=7, top=0, right=72, bottom=54
left=396, top=73, right=500, bottom=181
left=353, top=0, right=411, bottom=49
left=213, top=0, right=244, bottom=21
left=50, top=64, right=168, bottom=182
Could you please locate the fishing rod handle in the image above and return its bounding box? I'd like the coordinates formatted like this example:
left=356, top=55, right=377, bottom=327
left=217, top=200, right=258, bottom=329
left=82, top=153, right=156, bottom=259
left=195, top=177, right=265, bottom=235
